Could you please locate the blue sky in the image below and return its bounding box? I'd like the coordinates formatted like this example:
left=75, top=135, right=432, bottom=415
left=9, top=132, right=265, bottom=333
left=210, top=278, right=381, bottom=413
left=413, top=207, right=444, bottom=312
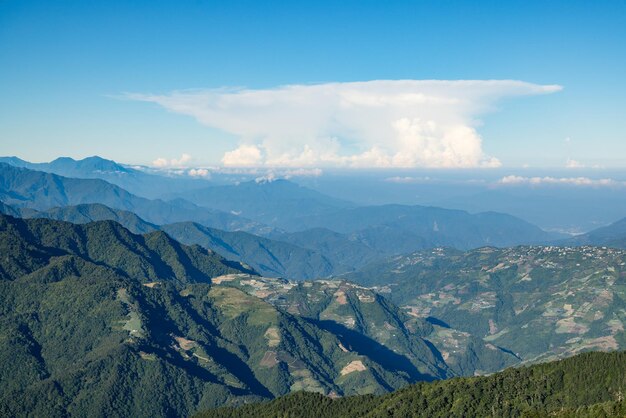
left=1, top=0, right=625, bottom=168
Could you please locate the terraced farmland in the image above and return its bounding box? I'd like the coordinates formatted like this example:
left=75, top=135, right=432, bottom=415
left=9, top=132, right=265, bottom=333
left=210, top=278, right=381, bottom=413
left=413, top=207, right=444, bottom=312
left=347, top=245, right=626, bottom=363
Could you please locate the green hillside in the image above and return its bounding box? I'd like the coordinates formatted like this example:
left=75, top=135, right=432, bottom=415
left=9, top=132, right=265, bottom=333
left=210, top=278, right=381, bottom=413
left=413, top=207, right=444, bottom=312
left=218, top=275, right=517, bottom=378
left=196, top=350, right=626, bottom=418
left=35, top=203, right=159, bottom=234
left=3, top=213, right=625, bottom=417
left=269, top=227, right=379, bottom=270
left=0, top=214, right=471, bottom=417
left=0, top=202, right=350, bottom=279
left=0, top=214, right=253, bottom=283
left=161, top=222, right=345, bottom=279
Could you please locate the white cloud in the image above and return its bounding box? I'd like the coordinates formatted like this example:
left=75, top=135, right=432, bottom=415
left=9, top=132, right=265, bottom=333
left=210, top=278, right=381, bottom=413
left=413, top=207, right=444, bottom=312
left=188, top=168, right=210, bottom=177
left=129, top=80, right=561, bottom=168
left=282, top=168, right=323, bottom=178
left=565, top=158, right=584, bottom=168
left=174, top=153, right=192, bottom=166
left=152, top=153, right=192, bottom=168
left=385, top=176, right=432, bottom=184
left=255, top=172, right=277, bottom=183
left=253, top=168, right=324, bottom=183
left=222, top=145, right=262, bottom=167
left=152, top=157, right=169, bottom=168
left=498, top=175, right=623, bottom=187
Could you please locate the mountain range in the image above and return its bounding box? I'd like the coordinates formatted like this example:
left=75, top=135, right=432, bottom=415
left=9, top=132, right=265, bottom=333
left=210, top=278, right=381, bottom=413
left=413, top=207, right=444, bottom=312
left=0, top=155, right=209, bottom=199
left=170, top=173, right=564, bottom=249
left=0, top=198, right=572, bottom=281
left=3, top=155, right=626, bottom=417
left=0, top=160, right=571, bottom=275
left=0, top=214, right=516, bottom=416
left=0, top=163, right=268, bottom=234
left=170, top=178, right=354, bottom=228
left=0, top=202, right=346, bottom=279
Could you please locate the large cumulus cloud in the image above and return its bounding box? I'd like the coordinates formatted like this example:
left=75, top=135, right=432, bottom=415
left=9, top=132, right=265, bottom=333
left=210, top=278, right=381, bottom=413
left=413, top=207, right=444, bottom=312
left=128, top=80, right=561, bottom=168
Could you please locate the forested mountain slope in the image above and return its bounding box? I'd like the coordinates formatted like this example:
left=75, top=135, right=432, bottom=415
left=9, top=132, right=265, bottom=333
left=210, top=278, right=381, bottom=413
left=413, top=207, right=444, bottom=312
left=0, top=215, right=496, bottom=417
left=197, top=350, right=626, bottom=418
left=0, top=202, right=347, bottom=279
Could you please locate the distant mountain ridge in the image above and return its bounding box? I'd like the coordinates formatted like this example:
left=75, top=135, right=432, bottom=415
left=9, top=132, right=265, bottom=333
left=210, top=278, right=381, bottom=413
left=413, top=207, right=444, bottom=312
left=0, top=155, right=210, bottom=198
left=0, top=160, right=568, bottom=279
left=270, top=205, right=565, bottom=255
left=560, top=217, right=626, bottom=248
left=0, top=199, right=566, bottom=281
left=0, top=202, right=346, bottom=279
left=160, top=222, right=345, bottom=279
left=270, top=227, right=379, bottom=269
left=0, top=163, right=269, bottom=234
left=32, top=203, right=159, bottom=234
left=175, top=180, right=563, bottom=251
left=167, top=172, right=565, bottom=254
left=171, top=178, right=355, bottom=227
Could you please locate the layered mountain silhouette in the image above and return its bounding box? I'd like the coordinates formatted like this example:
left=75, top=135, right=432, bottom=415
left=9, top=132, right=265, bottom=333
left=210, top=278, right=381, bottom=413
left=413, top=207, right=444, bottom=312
left=0, top=155, right=208, bottom=198
left=0, top=163, right=268, bottom=234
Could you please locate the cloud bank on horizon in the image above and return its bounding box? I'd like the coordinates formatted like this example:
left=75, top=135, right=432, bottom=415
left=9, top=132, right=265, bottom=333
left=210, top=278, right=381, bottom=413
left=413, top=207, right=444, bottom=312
left=128, top=80, right=561, bottom=169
